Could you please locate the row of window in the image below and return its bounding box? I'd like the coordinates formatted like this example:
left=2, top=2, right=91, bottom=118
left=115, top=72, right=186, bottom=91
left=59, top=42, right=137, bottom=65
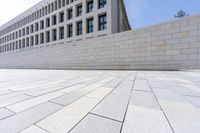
left=0, top=14, right=107, bottom=53
left=0, top=11, right=107, bottom=44
left=0, top=0, right=107, bottom=37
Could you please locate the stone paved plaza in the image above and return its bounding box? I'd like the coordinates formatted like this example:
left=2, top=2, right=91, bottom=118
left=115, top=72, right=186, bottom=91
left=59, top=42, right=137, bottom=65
left=0, top=69, right=200, bottom=133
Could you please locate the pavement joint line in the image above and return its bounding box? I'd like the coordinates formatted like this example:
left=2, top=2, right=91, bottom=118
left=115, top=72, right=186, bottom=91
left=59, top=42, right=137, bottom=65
left=48, top=101, right=65, bottom=107
left=133, top=89, right=152, bottom=92
left=146, top=79, right=175, bottom=133
left=89, top=112, right=123, bottom=123
left=67, top=75, right=128, bottom=133
left=119, top=74, right=136, bottom=133
left=0, top=107, right=16, bottom=121
left=34, top=124, right=52, bottom=133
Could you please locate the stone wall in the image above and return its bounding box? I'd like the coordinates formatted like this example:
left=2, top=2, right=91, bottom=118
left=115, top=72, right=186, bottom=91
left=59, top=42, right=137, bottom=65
left=0, top=15, right=200, bottom=70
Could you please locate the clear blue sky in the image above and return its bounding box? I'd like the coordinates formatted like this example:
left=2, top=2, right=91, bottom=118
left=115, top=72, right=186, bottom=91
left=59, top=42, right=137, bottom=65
left=124, top=0, right=200, bottom=29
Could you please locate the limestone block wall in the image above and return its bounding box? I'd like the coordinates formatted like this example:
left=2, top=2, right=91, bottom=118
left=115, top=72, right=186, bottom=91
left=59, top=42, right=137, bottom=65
left=0, top=15, right=200, bottom=70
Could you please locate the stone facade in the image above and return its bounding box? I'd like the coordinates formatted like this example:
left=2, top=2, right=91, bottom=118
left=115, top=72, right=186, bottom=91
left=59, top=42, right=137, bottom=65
left=0, top=14, right=200, bottom=70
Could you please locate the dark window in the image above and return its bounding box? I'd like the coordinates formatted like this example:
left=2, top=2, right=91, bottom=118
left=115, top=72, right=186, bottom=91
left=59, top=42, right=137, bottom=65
left=99, top=14, right=107, bottom=31
left=30, top=25, right=34, bottom=33
left=22, top=39, right=25, bottom=48
left=26, top=27, right=29, bottom=35
left=19, top=40, right=22, bottom=49
left=35, top=34, right=39, bottom=45
left=35, top=23, right=39, bottom=31
left=67, top=9, right=73, bottom=20
left=40, top=33, right=44, bottom=44
left=59, top=12, right=64, bottom=23
left=59, top=27, right=64, bottom=40
left=46, top=31, right=50, bottom=42
left=99, top=0, right=106, bottom=9
left=67, top=24, right=73, bottom=38
left=26, top=37, right=29, bottom=47
left=87, top=1, right=93, bottom=13
left=46, top=17, right=50, bottom=28
left=52, top=15, right=57, bottom=25
left=52, top=29, right=57, bottom=41
left=40, top=20, right=44, bottom=30
left=87, top=18, right=94, bottom=33
left=30, top=36, right=34, bottom=46
left=76, top=5, right=82, bottom=17
left=22, top=28, right=25, bottom=36
left=77, top=21, right=82, bottom=35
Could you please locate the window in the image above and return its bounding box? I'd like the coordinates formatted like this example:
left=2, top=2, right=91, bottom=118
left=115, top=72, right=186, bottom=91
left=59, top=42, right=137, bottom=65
left=22, top=39, right=25, bottom=48
left=76, top=5, right=82, bottom=17
left=22, top=28, right=25, bottom=36
left=40, top=33, right=44, bottom=44
left=52, top=29, right=57, bottom=41
left=77, top=21, right=82, bottom=35
left=19, top=30, right=22, bottom=37
left=52, top=15, right=57, bottom=25
left=30, top=24, right=34, bottom=33
left=67, top=8, right=73, bottom=20
left=59, top=12, right=64, bottom=23
left=59, top=27, right=64, bottom=40
left=87, top=1, right=93, bottom=13
left=30, top=36, right=34, bottom=46
left=35, top=23, right=39, bottom=31
left=19, top=40, right=22, bottom=49
left=46, top=17, right=50, bottom=28
left=58, top=0, right=61, bottom=8
left=46, top=31, right=50, bottom=42
left=26, top=37, right=29, bottom=47
left=87, top=18, right=94, bottom=33
left=40, top=20, right=44, bottom=30
left=99, top=14, right=107, bottom=31
left=16, top=41, right=18, bottom=50
left=67, top=24, right=73, bottom=38
left=99, top=0, right=106, bottom=9
left=62, top=0, right=65, bottom=7
left=35, top=34, right=39, bottom=45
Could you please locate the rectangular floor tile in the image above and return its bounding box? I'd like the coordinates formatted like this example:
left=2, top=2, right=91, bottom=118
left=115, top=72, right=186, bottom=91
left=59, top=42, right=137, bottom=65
left=121, top=105, right=173, bottom=133
left=130, top=91, right=160, bottom=110
left=0, top=108, right=14, bottom=120
left=37, top=87, right=113, bottom=133
left=69, top=114, right=122, bottom=133
left=7, top=91, right=64, bottom=113
left=134, top=79, right=151, bottom=92
left=20, top=125, right=48, bottom=133
left=91, top=80, right=133, bottom=122
left=0, top=102, right=62, bottom=133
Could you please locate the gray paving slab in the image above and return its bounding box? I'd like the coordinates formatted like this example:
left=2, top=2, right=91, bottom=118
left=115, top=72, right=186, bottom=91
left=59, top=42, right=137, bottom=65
left=0, top=90, right=13, bottom=96
left=91, top=80, right=133, bottom=122
left=121, top=105, right=173, bottom=133
left=0, top=108, right=14, bottom=120
left=158, top=100, right=200, bottom=133
left=134, top=79, right=151, bottom=92
left=0, top=102, right=62, bottom=133
left=130, top=91, right=161, bottom=110
left=186, top=96, right=200, bottom=108
left=69, top=114, right=122, bottom=133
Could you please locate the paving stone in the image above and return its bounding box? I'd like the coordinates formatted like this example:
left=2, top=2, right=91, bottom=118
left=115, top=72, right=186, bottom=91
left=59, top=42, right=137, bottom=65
left=0, top=102, right=62, bottom=133
left=0, top=90, right=13, bottom=96
left=51, top=83, right=103, bottom=106
left=103, top=79, right=122, bottom=88
left=130, top=91, right=161, bottom=110
left=0, top=94, right=31, bottom=107
left=37, top=87, right=112, bottom=133
left=91, top=80, right=133, bottom=122
left=153, top=88, right=188, bottom=103
left=24, top=81, right=82, bottom=96
left=0, top=108, right=14, bottom=120
left=20, top=125, right=48, bottom=133
left=59, top=84, right=87, bottom=93
left=158, top=101, right=200, bottom=133
left=7, top=91, right=65, bottom=113
left=134, top=79, right=151, bottom=92
left=186, top=96, right=200, bottom=108
left=69, top=114, right=122, bottom=133
left=121, top=105, right=173, bottom=133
